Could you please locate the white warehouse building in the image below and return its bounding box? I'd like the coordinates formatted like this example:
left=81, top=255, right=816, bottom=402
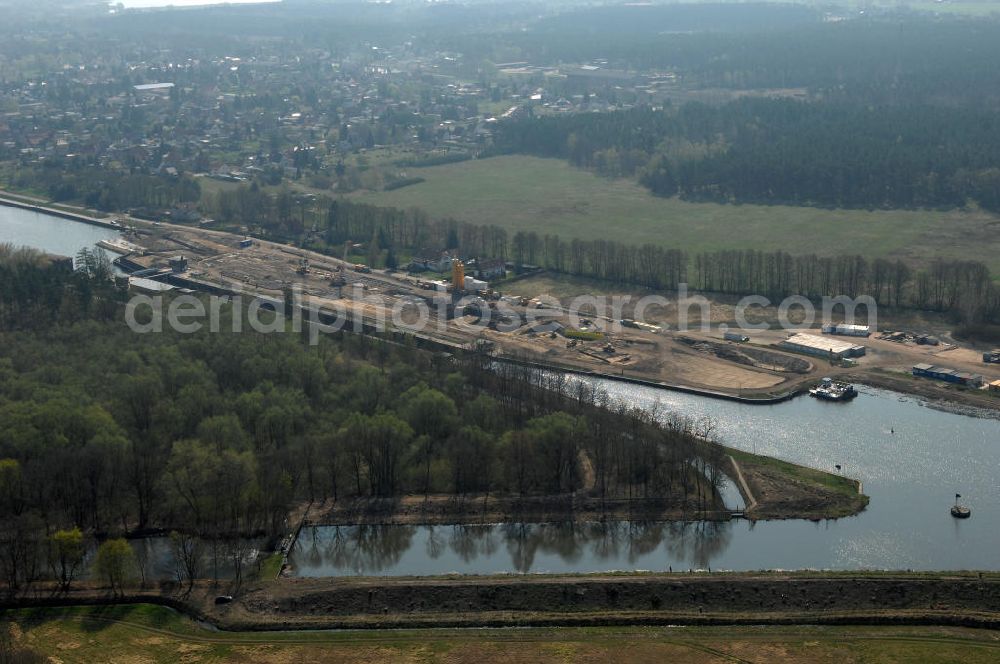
left=780, top=332, right=866, bottom=359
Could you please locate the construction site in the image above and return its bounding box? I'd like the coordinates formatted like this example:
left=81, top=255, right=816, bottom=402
left=107, top=220, right=1000, bottom=407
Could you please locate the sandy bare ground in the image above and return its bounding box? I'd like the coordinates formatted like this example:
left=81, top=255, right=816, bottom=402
left=667, top=348, right=787, bottom=390
left=489, top=328, right=795, bottom=391
left=125, top=223, right=1000, bottom=411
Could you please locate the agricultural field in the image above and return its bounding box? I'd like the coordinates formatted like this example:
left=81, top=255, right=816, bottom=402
left=3, top=605, right=1000, bottom=663
left=352, top=155, right=1000, bottom=274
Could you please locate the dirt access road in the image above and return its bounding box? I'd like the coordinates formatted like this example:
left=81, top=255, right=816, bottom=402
left=125, top=221, right=1000, bottom=411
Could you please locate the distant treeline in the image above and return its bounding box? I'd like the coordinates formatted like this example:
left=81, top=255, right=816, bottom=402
left=325, top=197, right=691, bottom=289
left=202, top=189, right=1000, bottom=323
left=493, top=100, right=1000, bottom=211
left=477, top=17, right=1000, bottom=108
left=394, top=153, right=472, bottom=169
left=8, top=162, right=201, bottom=212
left=514, top=242, right=997, bottom=322
left=691, top=250, right=998, bottom=321
left=382, top=176, right=426, bottom=192
left=526, top=3, right=820, bottom=37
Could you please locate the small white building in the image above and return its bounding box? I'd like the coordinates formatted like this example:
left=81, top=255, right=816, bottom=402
left=128, top=277, right=174, bottom=295
left=822, top=323, right=871, bottom=337
left=409, top=252, right=453, bottom=273
left=464, top=276, right=488, bottom=292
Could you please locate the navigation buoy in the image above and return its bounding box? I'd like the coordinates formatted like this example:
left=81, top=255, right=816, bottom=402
left=952, top=493, right=971, bottom=519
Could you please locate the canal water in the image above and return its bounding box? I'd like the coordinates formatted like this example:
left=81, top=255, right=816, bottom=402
left=5, top=207, right=1000, bottom=574
left=290, top=368, right=1000, bottom=575
left=0, top=204, right=117, bottom=263
left=78, top=535, right=267, bottom=583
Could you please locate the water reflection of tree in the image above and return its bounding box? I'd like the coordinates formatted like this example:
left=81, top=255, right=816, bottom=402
left=585, top=521, right=625, bottom=562
left=688, top=522, right=731, bottom=568
left=303, top=527, right=324, bottom=571
left=542, top=522, right=585, bottom=564
left=448, top=525, right=496, bottom=563
left=502, top=523, right=538, bottom=572
left=425, top=526, right=446, bottom=560
left=297, top=519, right=733, bottom=575
left=625, top=521, right=667, bottom=564
left=661, top=521, right=732, bottom=569
left=497, top=520, right=732, bottom=573
left=479, top=526, right=500, bottom=558
left=315, top=525, right=416, bottom=575
left=499, top=522, right=598, bottom=572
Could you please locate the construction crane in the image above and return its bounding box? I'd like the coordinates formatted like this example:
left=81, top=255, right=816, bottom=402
left=451, top=259, right=465, bottom=293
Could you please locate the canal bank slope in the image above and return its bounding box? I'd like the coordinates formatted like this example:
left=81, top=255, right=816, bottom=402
left=10, top=572, right=1000, bottom=631
left=842, top=370, right=1000, bottom=420
left=228, top=572, right=1000, bottom=630
left=0, top=192, right=120, bottom=230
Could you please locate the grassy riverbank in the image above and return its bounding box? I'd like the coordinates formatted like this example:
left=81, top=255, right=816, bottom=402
left=5, top=597, right=1000, bottom=663
left=727, top=448, right=868, bottom=519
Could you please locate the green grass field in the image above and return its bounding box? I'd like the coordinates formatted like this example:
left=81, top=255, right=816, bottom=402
left=4, top=605, right=1000, bottom=663
left=352, top=155, right=1000, bottom=274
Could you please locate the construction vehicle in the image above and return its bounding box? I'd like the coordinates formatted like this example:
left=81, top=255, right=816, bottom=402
left=353, top=264, right=371, bottom=273
left=330, top=266, right=346, bottom=287
left=295, top=257, right=310, bottom=275
left=603, top=343, right=616, bottom=354
left=984, top=350, right=1000, bottom=364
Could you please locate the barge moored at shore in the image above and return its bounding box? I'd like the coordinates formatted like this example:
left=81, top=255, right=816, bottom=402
left=809, top=377, right=858, bottom=402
